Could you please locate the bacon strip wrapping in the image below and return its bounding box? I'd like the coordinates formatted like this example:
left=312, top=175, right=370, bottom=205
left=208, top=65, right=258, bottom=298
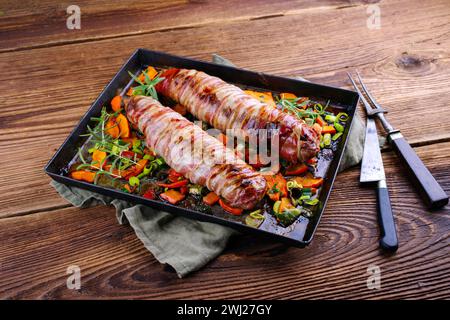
left=156, top=68, right=320, bottom=163
left=125, top=95, right=266, bottom=210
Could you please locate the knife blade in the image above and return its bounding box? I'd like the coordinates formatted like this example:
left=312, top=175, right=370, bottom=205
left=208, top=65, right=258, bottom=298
left=360, top=116, right=398, bottom=252
left=360, top=117, right=385, bottom=183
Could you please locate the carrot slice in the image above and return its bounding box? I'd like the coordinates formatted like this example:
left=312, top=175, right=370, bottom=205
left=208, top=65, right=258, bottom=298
left=315, top=115, right=326, bottom=127
left=264, top=173, right=288, bottom=202
left=219, top=199, right=243, bottom=215
left=138, top=66, right=158, bottom=83
left=292, top=174, right=324, bottom=188
left=280, top=92, right=297, bottom=100
left=111, top=95, right=122, bottom=112
left=126, top=87, right=134, bottom=96
left=203, top=192, right=220, bottom=206
left=91, top=150, right=107, bottom=169
left=105, top=117, right=120, bottom=138
left=116, top=113, right=130, bottom=138
left=244, top=90, right=276, bottom=107
left=70, top=170, right=96, bottom=183
left=160, top=189, right=185, bottom=205
left=322, top=125, right=336, bottom=134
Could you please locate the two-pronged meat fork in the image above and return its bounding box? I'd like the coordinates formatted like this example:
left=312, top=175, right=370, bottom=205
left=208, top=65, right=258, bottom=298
left=348, top=71, right=448, bottom=210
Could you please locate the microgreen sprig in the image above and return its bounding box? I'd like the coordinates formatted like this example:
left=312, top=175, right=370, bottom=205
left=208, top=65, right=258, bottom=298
left=128, top=70, right=165, bottom=100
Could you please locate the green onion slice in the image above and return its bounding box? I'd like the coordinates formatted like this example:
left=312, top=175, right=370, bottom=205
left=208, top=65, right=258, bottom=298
left=332, top=132, right=343, bottom=141
left=129, top=176, right=140, bottom=187
left=304, top=198, right=319, bottom=206
left=337, top=112, right=349, bottom=122
left=334, top=122, right=344, bottom=133
left=249, top=210, right=265, bottom=220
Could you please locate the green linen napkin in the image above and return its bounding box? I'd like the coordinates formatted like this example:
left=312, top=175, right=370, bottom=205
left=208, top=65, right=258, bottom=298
left=51, top=55, right=365, bottom=278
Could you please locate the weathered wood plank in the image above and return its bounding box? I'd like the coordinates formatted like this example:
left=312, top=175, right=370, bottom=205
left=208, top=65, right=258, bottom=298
left=0, top=0, right=449, bottom=217
left=0, top=0, right=367, bottom=52
left=0, top=142, right=448, bottom=299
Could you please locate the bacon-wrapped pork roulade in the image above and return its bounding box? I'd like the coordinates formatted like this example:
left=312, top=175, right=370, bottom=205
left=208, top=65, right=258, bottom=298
left=155, top=68, right=320, bottom=163
left=125, top=95, right=266, bottom=210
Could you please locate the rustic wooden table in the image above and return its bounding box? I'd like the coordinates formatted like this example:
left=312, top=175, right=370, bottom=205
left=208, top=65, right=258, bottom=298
left=0, top=0, right=449, bottom=299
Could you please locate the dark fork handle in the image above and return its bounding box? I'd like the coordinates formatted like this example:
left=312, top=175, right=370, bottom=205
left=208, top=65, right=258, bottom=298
left=388, top=132, right=449, bottom=209
left=377, top=180, right=398, bottom=252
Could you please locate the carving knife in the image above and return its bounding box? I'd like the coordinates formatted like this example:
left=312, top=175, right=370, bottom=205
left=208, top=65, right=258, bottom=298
left=361, top=117, right=398, bottom=252
left=348, top=72, right=448, bottom=209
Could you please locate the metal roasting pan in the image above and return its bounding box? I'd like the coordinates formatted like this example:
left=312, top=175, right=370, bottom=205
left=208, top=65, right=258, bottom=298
left=44, top=49, right=359, bottom=247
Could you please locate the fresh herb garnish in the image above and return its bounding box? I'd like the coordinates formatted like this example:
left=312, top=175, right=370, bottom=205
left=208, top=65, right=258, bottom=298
left=128, top=70, right=165, bottom=100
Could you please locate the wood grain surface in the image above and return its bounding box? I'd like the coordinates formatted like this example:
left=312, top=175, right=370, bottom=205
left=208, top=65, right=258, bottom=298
left=1, top=143, right=448, bottom=299
left=0, top=0, right=449, bottom=299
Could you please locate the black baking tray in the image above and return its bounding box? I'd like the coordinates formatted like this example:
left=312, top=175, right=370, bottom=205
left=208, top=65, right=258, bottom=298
left=44, top=48, right=359, bottom=247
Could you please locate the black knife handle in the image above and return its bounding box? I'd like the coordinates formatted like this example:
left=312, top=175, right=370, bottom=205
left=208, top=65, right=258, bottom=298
left=377, top=181, right=398, bottom=252
left=388, top=132, right=448, bottom=209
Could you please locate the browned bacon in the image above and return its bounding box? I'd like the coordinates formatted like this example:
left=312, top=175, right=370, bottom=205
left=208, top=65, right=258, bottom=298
left=125, top=95, right=266, bottom=210
left=156, top=68, right=320, bottom=163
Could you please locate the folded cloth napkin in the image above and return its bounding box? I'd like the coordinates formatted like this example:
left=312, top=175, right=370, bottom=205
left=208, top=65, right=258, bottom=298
left=51, top=55, right=365, bottom=278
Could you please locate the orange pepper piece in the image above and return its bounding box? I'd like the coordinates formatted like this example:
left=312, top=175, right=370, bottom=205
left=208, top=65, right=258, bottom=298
left=160, top=189, right=185, bottom=205
left=203, top=192, right=220, bottom=206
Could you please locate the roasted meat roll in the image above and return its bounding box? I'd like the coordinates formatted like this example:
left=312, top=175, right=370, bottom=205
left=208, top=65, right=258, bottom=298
left=125, top=95, right=266, bottom=209
left=155, top=68, right=320, bottom=163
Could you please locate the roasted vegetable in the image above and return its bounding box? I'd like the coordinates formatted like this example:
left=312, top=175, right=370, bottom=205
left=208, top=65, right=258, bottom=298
left=219, top=199, right=243, bottom=215
left=157, top=179, right=188, bottom=188
left=245, top=210, right=265, bottom=228
left=105, top=117, right=120, bottom=138
left=160, top=189, right=185, bottom=204
left=116, top=113, right=130, bottom=138
left=244, top=90, right=276, bottom=107
left=111, top=95, right=122, bottom=112
left=203, top=192, right=220, bottom=206
left=292, top=174, right=324, bottom=188
left=91, top=150, right=107, bottom=169
left=138, top=66, right=158, bottom=83
left=265, top=173, right=288, bottom=202
left=280, top=92, right=297, bottom=100
left=143, top=189, right=156, bottom=200
left=70, top=170, right=96, bottom=183
left=275, top=207, right=301, bottom=226
left=322, top=125, right=336, bottom=134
